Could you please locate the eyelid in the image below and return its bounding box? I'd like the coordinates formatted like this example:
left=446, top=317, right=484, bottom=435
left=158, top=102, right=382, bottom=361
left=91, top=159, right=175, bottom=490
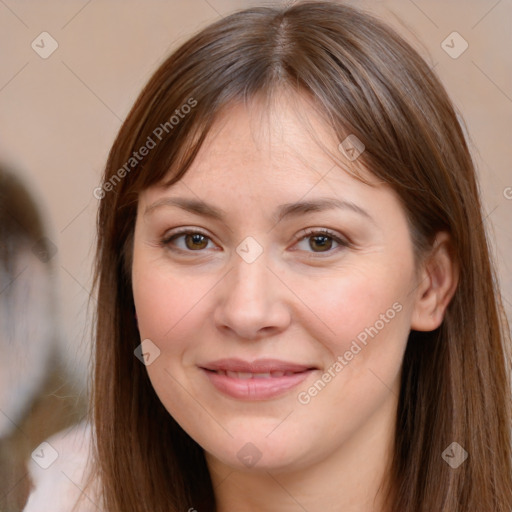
left=295, top=227, right=350, bottom=244
left=162, top=226, right=210, bottom=240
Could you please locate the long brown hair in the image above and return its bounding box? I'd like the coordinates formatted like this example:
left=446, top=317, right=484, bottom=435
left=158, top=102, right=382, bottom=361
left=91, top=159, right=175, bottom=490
left=87, top=2, right=512, bottom=511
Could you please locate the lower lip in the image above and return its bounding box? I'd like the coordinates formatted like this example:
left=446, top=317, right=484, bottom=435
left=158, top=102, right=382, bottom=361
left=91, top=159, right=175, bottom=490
left=200, top=368, right=315, bottom=400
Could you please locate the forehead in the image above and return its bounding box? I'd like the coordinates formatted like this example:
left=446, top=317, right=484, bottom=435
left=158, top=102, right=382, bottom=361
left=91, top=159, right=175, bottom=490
left=140, top=92, right=382, bottom=206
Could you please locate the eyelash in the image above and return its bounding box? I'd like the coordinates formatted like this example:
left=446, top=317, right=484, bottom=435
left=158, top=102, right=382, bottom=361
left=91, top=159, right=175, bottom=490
left=159, top=227, right=350, bottom=257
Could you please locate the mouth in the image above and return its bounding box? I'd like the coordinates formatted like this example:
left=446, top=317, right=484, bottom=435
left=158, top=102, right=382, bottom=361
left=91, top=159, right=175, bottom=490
left=204, top=369, right=304, bottom=379
left=199, top=358, right=317, bottom=400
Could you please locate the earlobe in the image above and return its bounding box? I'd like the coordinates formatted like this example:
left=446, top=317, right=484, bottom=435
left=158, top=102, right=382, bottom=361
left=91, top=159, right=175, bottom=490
left=410, top=232, right=459, bottom=332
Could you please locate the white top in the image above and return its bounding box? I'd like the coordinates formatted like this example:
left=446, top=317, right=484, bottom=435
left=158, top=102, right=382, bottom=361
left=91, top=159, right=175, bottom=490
left=23, top=421, right=101, bottom=512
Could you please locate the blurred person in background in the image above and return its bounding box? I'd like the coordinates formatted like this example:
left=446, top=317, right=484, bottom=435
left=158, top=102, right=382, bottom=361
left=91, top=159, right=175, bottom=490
left=0, top=167, right=86, bottom=511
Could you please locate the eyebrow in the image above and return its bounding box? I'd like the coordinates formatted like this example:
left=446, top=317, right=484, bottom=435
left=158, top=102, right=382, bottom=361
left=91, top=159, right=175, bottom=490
left=144, top=197, right=375, bottom=225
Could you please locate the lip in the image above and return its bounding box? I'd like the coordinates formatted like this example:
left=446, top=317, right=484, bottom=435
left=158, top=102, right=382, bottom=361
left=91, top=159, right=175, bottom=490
left=199, top=358, right=317, bottom=400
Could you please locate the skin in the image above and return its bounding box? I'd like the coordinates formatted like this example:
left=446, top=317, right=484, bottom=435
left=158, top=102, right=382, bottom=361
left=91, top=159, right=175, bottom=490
left=131, top=90, right=458, bottom=511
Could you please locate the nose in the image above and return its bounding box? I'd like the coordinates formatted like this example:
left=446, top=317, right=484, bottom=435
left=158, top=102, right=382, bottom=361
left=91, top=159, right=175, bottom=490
left=213, top=250, right=291, bottom=341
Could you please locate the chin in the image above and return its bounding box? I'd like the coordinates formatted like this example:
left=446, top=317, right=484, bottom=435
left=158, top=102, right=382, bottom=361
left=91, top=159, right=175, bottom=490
left=199, top=425, right=313, bottom=473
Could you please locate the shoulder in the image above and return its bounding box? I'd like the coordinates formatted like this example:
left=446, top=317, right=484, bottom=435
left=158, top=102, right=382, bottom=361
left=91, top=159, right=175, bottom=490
left=23, top=421, right=102, bottom=512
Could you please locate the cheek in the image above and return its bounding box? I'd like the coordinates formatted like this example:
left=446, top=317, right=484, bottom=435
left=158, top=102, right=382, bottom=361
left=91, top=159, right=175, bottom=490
left=296, top=263, right=411, bottom=361
left=292, top=269, right=411, bottom=438
left=132, top=255, right=214, bottom=343
left=131, top=259, right=212, bottom=420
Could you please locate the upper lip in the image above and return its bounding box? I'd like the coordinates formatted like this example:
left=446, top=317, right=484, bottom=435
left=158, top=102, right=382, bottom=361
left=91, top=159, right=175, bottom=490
left=200, top=358, right=316, bottom=373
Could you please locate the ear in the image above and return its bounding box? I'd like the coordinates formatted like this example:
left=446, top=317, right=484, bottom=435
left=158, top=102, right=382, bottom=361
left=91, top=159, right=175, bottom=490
left=410, top=231, right=459, bottom=331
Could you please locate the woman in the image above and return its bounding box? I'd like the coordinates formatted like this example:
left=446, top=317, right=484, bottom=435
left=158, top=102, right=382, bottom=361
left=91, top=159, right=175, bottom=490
left=80, top=1, right=511, bottom=511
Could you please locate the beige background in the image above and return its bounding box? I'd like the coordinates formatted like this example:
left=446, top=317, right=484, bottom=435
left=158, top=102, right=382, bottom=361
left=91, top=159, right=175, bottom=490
left=0, top=0, right=511, bottom=393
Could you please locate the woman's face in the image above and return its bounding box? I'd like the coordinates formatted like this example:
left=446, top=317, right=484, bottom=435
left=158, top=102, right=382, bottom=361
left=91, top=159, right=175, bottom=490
left=132, top=93, right=422, bottom=474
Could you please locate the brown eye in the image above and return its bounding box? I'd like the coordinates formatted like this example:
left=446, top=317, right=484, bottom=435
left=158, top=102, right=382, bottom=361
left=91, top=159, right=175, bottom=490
left=309, top=234, right=334, bottom=252
left=161, top=230, right=214, bottom=253
left=184, top=233, right=209, bottom=250
left=294, top=228, right=350, bottom=255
